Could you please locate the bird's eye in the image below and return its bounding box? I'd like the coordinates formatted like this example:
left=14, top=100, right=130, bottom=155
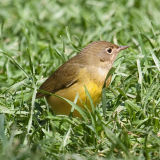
left=106, top=48, right=112, bottom=54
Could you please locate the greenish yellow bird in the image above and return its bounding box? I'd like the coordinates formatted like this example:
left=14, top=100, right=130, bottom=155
left=36, top=41, right=128, bottom=117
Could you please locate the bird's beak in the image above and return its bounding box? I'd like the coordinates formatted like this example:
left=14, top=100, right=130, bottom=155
left=118, top=46, right=129, bottom=52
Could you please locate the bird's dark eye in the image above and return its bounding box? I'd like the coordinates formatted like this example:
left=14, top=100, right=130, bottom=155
left=106, top=48, right=112, bottom=54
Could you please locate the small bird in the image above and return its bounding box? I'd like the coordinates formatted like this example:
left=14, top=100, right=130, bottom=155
left=36, top=41, right=128, bottom=117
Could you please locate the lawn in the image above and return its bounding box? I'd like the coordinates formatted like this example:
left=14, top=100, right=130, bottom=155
left=0, top=0, right=160, bottom=159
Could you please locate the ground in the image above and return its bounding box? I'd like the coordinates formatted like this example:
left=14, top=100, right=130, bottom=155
left=0, top=0, right=160, bottom=159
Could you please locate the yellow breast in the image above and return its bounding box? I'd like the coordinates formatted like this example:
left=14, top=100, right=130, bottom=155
left=47, top=68, right=105, bottom=117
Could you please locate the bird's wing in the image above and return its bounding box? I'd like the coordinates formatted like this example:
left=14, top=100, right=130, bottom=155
left=36, top=60, right=80, bottom=98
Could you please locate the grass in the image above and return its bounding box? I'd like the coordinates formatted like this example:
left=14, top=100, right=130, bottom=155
left=0, top=0, right=160, bottom=159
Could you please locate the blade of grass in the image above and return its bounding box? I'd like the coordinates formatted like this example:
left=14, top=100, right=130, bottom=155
left=150, top=50, right=160, bottom=71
